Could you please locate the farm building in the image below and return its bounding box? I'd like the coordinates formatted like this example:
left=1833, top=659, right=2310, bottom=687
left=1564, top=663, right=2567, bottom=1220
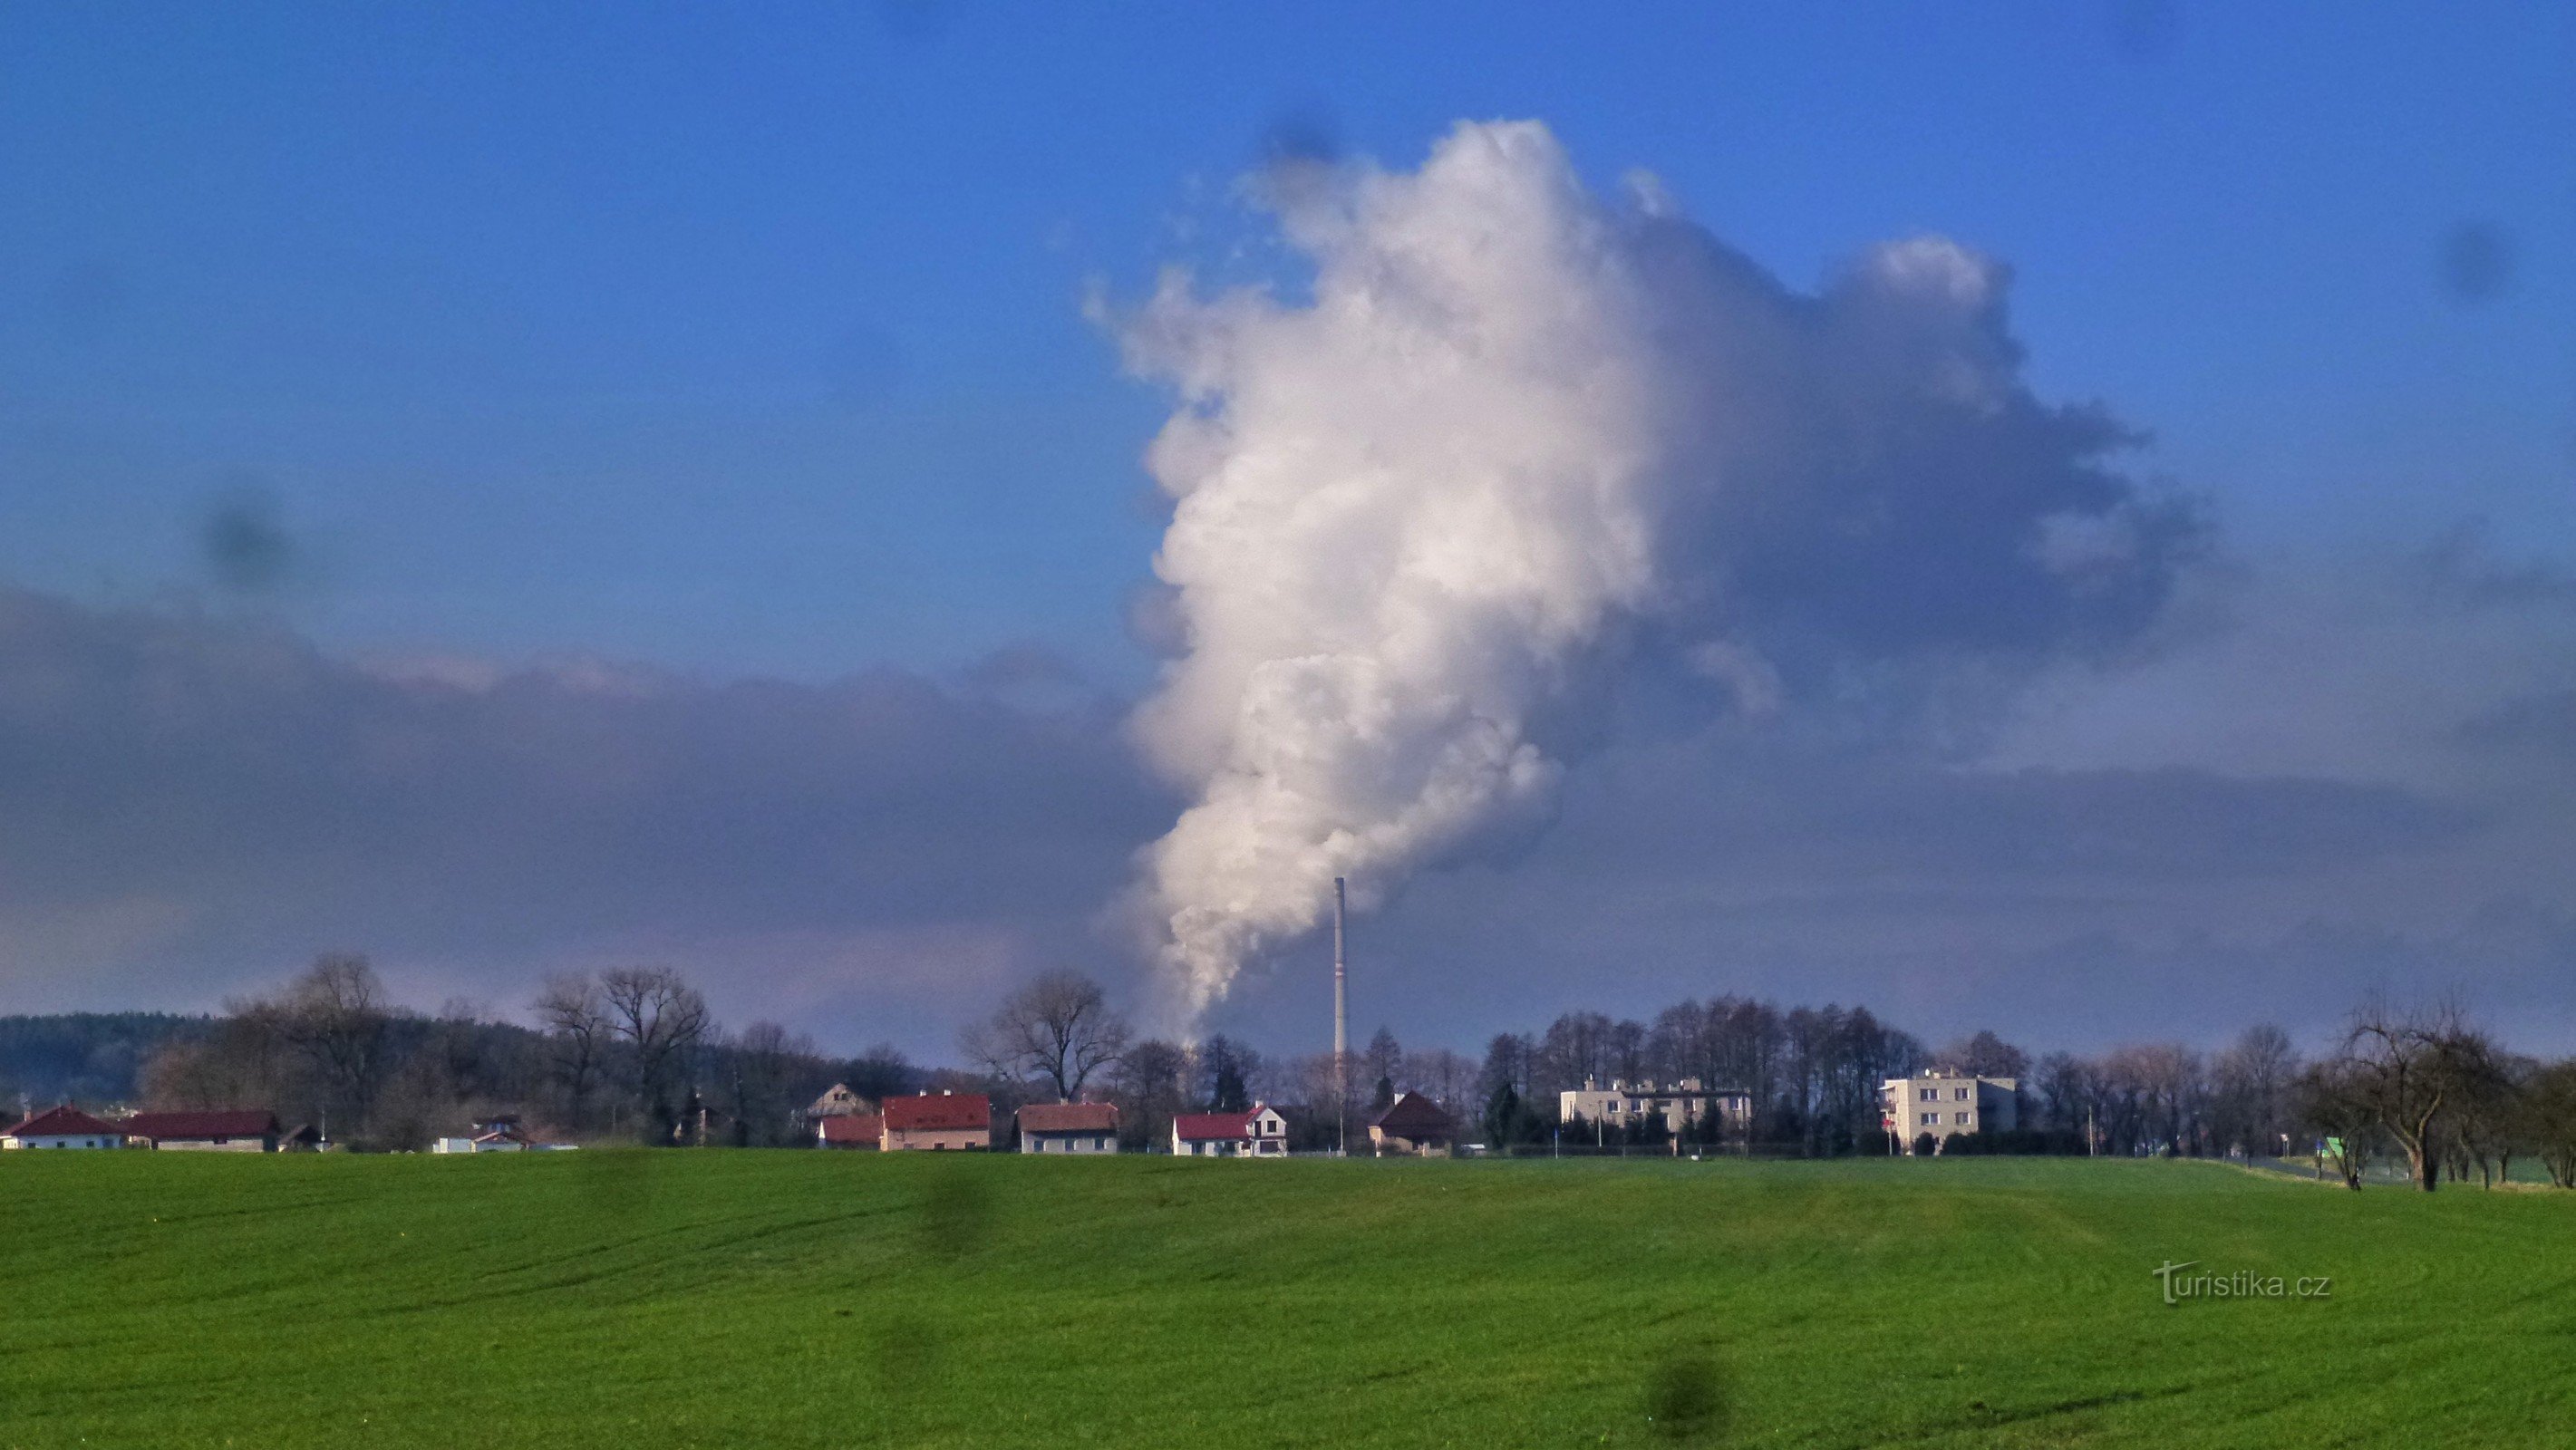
left=1172, top=1104, right=1288, bottom=1157
left=3, top=1106, right=127, bottom=1150
left=882, top=1092, right=991, bottom=1151
left=1367, top=1093, right=1456, bottom=1156
left=1016, top=1101, right=1119, bottom=1154
left=119, top=1110, right=280, bottom=1152
left=816, top=1112, right=885, bottom=1148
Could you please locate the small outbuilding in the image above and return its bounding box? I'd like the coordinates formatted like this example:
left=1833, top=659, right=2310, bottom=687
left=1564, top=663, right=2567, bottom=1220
left=3, top=1106, right=127, bottom=1150
left=816, top=1112, right=885, bottom=1149
left=1016, top=1101, right=1119, bottom=1154
left=119, top=1110, right=280, bottom=1152
left=1368, top=1093, right=1457, bottom=1157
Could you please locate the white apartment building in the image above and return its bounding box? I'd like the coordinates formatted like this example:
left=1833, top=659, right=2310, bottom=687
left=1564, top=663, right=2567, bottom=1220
left=1558, top=1078, right=1753, bottom=1138
left=1881, top=1073, right=2019, bottom=1153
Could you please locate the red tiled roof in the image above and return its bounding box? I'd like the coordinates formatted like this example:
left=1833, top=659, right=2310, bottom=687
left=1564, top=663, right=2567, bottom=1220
left=883, top=1094, right=990, bottom=1133
left=6, top=1106, right=122, bottom=1139
left=1173, top=1109, right=1256, bottom=1142
left=818, top=1112, right=883, bottom=1144
left=1370, top=1092, right=1455, bottom=1136
left=1017, top=1102, right=1118, bottom=1134
left=120, top=1110, right=278, bottom=1141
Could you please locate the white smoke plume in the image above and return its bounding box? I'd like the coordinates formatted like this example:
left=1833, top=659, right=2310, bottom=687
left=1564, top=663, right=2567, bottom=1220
left=1109, top=120, right=2197, bottom=1021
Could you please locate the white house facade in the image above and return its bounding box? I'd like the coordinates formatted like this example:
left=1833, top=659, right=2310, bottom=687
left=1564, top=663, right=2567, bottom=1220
left=1171, top=1104, right=1289, bottom=1157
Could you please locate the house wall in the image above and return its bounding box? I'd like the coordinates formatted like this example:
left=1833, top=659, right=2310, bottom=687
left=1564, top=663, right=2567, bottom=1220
left=1369, top=1128, right=1451, bottom=1157
left=1020, top=1132, right=1118, bottom=1154
left=148, top=1136, right=270, bottom=1153
left=1883, top=1075, right=2020, bottom=1152
left=3, top=1134, right=124, bottom=1149
left=886, top=1127, right=989, bottom=1151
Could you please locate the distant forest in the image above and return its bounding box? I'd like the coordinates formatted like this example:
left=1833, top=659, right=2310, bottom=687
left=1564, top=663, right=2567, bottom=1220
left=0, top=1012, right=214, bottom=1107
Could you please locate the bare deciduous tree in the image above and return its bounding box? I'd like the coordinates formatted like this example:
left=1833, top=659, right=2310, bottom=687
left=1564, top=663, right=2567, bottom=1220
left=599, top=966, right=711, bottom=1139
left=2527, top=1060, right=2576, bottom=1189
left=270, top=953, right=392, bottom=1130
left=533, top=973, right=614, bottom=1126
left=2335, top=1000, right=2498, bottom=1193
left=2208, top=1024, right=2301, bottom=1158
left=959, top=970, right=1129, bottom=1102
left=2295, top=1058, right=2380, bottom=1190
left=1109, top=1038, right=1189, bottom=1149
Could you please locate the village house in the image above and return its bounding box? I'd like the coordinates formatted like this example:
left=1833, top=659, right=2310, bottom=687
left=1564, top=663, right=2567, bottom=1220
left=1367, top=1092, right=1457, bottom=1156
left=3, top=1106, right=127, bottom=1150
left=882, top=1091, right=991, bottom=1151
left=431, top=1116, right=554, bottom=1154
left=118, top=1110, right=280, bottom=1152
left=1880, top=1072, right=2019, bottom=1153
left=816, top=1112, right=884, bottom=1149
left=1171, top=1103, right=1289, bottom=1157
left=1558, top=1078, right=1753, bottom=1139
left=1016, top=1101, right=1119, bottom=1154
left=808, top=1083, right=868, bottom=1118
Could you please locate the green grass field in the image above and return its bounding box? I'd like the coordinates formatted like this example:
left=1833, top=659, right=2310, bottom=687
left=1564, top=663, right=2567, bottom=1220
left=3, top=1152, right=2569, bottom=1448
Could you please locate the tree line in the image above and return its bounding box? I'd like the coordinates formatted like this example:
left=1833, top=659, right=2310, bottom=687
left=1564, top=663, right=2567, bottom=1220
left=20, top=954, right=2576, bottom=1186
left=131, top=955, right=923, bottom=1151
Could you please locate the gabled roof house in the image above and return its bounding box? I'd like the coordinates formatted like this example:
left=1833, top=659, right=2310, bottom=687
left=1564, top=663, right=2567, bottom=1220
left=1016, top=1101, right=1119, bottom=1154
left=1172, top=1103, right=1289, bottom=1157
left=1368, top=1092, right=1457, bottom=1157
left=882, top=1092, right=991, bottom=1151
left=4, top=1106, right=127, bottom=1150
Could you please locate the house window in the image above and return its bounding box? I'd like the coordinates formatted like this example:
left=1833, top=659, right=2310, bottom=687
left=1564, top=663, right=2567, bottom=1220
left=1955, top=1088, right=1971, bottom=1101
left=1921, top=1088, right=1939, bottom=1101
left=1954, top=1112, right=1971, bottom=1125
left=1921, top=1112, right=1938, bottom=1126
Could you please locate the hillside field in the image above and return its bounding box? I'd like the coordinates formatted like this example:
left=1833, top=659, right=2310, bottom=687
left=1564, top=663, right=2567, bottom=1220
left=2, top=1152, right=2568, bottom=1448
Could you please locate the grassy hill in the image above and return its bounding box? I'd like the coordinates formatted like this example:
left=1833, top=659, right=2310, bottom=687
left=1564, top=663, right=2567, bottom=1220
left=1, top=1152, right=2567, bottom=1448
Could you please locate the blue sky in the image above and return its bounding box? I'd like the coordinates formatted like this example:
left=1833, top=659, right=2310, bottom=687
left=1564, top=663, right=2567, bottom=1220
left=4, top=4, right=2566, bottom=680
left=1, top=5, right=2571, bottom=1058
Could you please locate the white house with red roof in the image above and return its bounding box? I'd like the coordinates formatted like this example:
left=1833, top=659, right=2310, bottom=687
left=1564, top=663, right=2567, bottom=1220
left=1171, top=1103, right=1288, bottom=1157
left=4, top=1106, right=128, bottom=1150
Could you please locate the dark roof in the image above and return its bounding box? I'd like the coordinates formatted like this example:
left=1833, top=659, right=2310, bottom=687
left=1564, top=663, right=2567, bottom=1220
left=818, top=1113, right=883, bottom=1144
left=1172, top=1109, right=1255, bottom=1141
left=1018, top=1102, right=1118, bottom=1134
left=883, top=1094, right=990, bottom=1133
left=1370, top=1092, right=1456, bottom=1136
left=6, top=1106, right=122, bottom=1138
left=120, top=1110, right=278, bottom=1141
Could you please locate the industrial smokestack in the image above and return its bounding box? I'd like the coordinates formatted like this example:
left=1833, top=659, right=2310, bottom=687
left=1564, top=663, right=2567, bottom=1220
left=1333, top=875, right=1348, bottom=1156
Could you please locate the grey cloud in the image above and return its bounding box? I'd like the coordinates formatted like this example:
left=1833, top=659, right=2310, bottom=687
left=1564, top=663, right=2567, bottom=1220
left=1624, top=216, right=2212, bottom=682
left=1554, top=740, right=2470, bottom=884
left=0, top=587, right=1174, bottom=1038
left=2407, top=517, right=2576, bottom=611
